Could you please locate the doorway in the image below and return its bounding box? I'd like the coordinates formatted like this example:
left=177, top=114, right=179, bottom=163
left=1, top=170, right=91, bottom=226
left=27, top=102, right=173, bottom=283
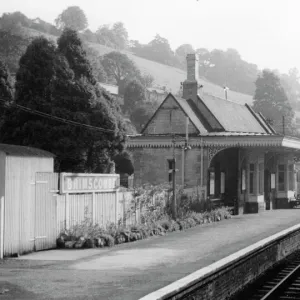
left=264, top=169, right=271, bottom=210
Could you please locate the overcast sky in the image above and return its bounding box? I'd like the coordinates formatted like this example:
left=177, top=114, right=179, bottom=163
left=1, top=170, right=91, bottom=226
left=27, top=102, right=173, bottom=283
left=1, top=0, right=299, bottom=74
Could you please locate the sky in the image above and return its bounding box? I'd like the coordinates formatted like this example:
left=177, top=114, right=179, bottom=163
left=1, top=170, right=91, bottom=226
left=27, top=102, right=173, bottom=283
left=1, top=0, right=300, bottom=74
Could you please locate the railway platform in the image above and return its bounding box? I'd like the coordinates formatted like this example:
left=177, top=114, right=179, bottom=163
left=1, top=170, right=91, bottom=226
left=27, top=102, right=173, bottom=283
left=2, top=209, right=300, bottom=300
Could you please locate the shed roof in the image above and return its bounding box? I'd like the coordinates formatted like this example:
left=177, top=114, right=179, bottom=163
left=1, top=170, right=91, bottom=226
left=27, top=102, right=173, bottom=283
left=98, top=82, right=119, bottom=95
left=0, top=144, right=55, bottom=157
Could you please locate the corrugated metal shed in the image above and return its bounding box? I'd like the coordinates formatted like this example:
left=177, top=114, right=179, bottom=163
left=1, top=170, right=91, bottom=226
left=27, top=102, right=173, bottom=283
left=0, top=144, right=55, bottom=157
left=0, top=144, right=54, bottom=257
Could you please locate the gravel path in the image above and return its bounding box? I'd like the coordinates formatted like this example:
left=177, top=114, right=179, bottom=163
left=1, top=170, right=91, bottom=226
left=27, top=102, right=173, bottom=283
left=0, top=209, right=300, bottom=300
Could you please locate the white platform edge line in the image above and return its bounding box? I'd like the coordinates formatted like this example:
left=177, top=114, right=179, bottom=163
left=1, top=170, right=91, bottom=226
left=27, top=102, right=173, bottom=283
left=139, top=223, right=300, bottom=300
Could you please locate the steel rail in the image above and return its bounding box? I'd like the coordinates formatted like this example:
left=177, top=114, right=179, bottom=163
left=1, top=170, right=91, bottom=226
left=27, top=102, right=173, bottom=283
left=260, top=263, right=300, bottom=300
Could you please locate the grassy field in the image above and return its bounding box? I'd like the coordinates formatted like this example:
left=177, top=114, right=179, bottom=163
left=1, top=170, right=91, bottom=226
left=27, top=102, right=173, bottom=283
left=24, top=27, right=254, bottom=105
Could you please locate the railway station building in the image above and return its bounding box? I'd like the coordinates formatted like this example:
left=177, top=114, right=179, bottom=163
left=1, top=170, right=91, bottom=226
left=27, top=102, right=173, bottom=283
left=127, top=54, right=300, bottom=214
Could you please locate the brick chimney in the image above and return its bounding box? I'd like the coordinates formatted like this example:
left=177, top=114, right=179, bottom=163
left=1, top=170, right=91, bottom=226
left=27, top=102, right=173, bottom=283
left=182, top=53, right=199, bottom=104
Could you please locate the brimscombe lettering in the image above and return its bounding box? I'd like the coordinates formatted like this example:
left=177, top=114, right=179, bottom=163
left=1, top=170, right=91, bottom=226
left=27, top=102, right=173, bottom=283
left=65, top=177, right=109, bottom=191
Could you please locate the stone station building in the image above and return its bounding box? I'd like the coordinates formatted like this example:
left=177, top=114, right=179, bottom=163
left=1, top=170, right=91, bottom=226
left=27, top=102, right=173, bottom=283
left=127, top=54, right=300, bottom=214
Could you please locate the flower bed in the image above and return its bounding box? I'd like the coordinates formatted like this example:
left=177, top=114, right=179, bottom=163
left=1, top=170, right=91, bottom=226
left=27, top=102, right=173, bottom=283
left=56, top=206, right=232, bottom=249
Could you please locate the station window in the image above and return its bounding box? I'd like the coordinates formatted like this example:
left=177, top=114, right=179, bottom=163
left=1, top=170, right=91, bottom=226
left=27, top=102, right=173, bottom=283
left=278, top=164, right=285, bottom=191
left=289, top=164, right=294, bottom=190
left=249, top=163, right=255, bottom=194
left=209, top=171, right=215, bottom=196
left=220, top=172, right=225, bottom=194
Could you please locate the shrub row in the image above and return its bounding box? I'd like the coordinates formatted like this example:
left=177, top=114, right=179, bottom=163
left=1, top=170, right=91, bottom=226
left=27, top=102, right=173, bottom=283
left=56, top=207, right=232, bottom=249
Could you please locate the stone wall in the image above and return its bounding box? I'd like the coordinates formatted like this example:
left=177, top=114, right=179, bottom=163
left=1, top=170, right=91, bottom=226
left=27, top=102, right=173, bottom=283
left=141, top=225, right=300, bottom=300
left=130, top=147, right=206, bottom=189
left=143, top=96, right=198, bottom=135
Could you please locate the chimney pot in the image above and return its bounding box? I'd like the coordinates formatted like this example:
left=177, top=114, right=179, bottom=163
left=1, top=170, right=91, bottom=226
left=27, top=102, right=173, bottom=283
left=186, top=53, right=199, bottom=82
left=182, top=53, right=199, bottom=105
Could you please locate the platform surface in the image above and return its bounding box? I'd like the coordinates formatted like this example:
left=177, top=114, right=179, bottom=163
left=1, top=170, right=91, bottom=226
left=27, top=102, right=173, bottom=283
left=1, top=209, right=300, bottom=300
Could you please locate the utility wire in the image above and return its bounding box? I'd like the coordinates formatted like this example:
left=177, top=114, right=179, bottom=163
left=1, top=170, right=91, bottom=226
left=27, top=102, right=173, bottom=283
left=0, top=97, right=115, bottom=133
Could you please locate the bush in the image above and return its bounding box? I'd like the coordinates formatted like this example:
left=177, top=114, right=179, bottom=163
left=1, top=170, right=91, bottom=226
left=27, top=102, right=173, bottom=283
left=56, top=186, right=233, bottom=250
left=100, top=234, right=115, bottom=247
left=186, top=217, right=196, bottom=228
left=158, top=218, right=172, bottom=232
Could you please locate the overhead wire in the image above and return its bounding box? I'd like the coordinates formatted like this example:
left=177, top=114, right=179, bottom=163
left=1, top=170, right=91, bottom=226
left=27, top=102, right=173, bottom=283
left=0, top=97, right=115, bottom=133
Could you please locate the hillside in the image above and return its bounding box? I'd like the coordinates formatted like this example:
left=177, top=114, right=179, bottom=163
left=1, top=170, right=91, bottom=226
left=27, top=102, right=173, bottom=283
left=89, top=42, right=254, bottom=105
left=17, top=27, right=254, bottom=105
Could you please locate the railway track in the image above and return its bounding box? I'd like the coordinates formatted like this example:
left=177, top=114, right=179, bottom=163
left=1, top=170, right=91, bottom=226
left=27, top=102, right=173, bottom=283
left=232, top=250, right=300, bottom=300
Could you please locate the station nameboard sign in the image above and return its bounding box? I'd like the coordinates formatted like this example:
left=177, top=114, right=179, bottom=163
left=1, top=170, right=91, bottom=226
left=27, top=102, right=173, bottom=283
left=60, top=173, right=120, bottom=194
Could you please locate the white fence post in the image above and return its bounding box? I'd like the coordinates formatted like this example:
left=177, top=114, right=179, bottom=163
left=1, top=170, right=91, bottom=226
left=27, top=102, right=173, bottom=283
left=115, top=191, right=119, bottom=225
left=92, top=192, right=96, bottom=225
left=0, top=196, right=4, bottom=259
left=65, top=193, right=69, bottom=230
left=123, top=193, right=126, bottom=226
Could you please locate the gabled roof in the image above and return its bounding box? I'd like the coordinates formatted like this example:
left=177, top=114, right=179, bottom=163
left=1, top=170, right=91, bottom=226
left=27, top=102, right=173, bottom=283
left=141, top=93, right=208, bottom=134
left=141, top=92, right=275, bottom=136
left=172, top=95, right=208, bottom=133
left=0, top=144, right=55, bottom=157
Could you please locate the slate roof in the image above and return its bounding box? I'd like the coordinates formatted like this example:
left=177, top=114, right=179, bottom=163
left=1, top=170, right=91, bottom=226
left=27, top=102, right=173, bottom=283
left=141, top=91, right=275, bottom=136
left=199, top=94, right=271, bottom=133
left=0, top=144, right=55, bottom=157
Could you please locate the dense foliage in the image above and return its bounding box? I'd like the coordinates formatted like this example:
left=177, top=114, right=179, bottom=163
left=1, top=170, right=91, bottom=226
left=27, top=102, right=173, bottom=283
left=113, top=151, right=134, bottom=175
left=123, top=79, right=146, bottom=113
left=55, top=6, right=88, bottom=31
left=0, top=60, right=14, bottom=100
left=96, top=22, right=128, bottom=49
left=0, top=30, right=31, bottom=74
left=101, top=51, right=142, bottom=93
left=0, top=11, right=60, bottom=36
left=0, top=29, right=128, bottom=172
left=253, top=69, right=295, bottom=135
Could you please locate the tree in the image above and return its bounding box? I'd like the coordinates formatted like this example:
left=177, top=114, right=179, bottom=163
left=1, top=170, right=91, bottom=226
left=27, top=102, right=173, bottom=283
left=0, top=31, right=127, bottom=173
left=101, top=51, right=142, bottom=91
left=141, top=73, right=154, bottom=88
left=81, top=29, right=97, bottom=43
left=0, top=30, right=31, bottom=73
left=175, top=44, right=195, bottom=68
left=176, top=44, right=195, bottom=57
left=0, top=12, right=30, bottom=33
left=96, top=25, right=116, bottom=48
left=123, top=79, right=146, bottom=114
left=130, top=101, right=157, bottom=132
left=55, top=6, right=88, bottom=31
left=0, top=60, right=14, bottom=100
left=96, top=22, right=128, bottom=50
left=58, top=28, right=95, bottom=83
left=253, top=69, right=295, bottom=135
left=111, top=22, right=128, bottom=49
left=113, top=151, right=134, bottom=175
left=280, top=68, right=300, bottom=110
left=0, top=60, right=13, bottom=130
left=196, top=48, right=258, bottom=95
left=83, top=45, right=107, bottom=82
